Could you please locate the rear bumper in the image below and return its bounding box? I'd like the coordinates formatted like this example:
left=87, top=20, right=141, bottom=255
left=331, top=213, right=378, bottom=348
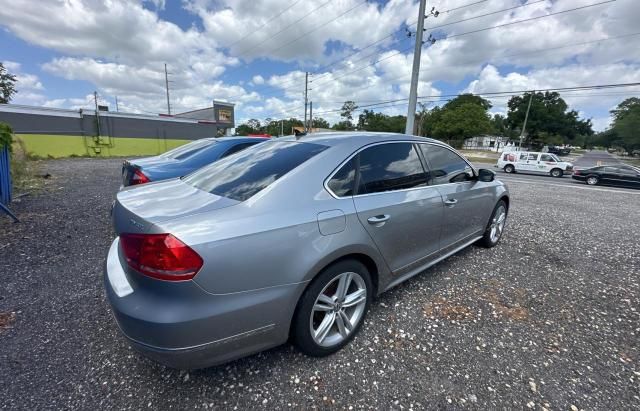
left=104, top=238, right=304, bottom=369
left=571, top=174, right=585, bottom=181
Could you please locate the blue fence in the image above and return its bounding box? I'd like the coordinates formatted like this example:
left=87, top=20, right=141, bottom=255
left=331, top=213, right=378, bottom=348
left=0, top=145, right=10, bottom=205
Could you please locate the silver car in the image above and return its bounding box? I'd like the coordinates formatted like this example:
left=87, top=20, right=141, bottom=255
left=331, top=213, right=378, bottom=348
left=105, top=132, right=509, bottom=369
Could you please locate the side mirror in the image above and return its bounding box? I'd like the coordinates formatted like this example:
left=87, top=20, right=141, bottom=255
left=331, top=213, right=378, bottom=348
left=477, top=168, right=495, bottom=182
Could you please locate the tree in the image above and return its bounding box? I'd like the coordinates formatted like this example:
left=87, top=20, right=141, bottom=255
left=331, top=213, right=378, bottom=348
left=340, top=100, right=358, bottom=123
left=357, top=110, right=406, bottom=133
left=332, top=120, right=355, bottom=131
left=312, top=117, right=330, bottom=129
left=418, top=95, right=493, bottom=147
left=607, top=98, right=640, bottom=154
left=235, top=118, right=262, bottom=136
left=506, top=91, right=593, bottom=147
left=263, top=117, right=303, bottom=136
left=0, top=62, right=17, bottom=104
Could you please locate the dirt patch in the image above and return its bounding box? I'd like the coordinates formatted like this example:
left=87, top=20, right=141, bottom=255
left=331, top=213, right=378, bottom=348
left=0, top=311, right=16, bottom=333
left=483, top=290, right=529, bottom=321
left=423, top=296, right=473, bottom=322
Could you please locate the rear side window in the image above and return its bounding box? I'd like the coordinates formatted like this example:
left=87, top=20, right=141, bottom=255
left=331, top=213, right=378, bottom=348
left=220, top=142, right=256, bottom=158
left=419, top=144, right=472, bottom=185
left=327, top=157, right=357, bottom=197
left=540, top=154, right=555, bottom=162
left=163, top=139, right=214, bottom=160
left=357, top=143, right=427, bottom=194
left=184, top=141, right=327, bottom=201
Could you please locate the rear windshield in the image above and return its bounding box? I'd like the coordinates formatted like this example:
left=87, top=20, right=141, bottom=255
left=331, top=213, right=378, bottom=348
left=183, top=141, right=327, bottom=201
left=162, top=139, right=215, bottom=160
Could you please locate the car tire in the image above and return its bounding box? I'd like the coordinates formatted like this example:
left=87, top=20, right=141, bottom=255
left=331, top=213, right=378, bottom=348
left=586, top=175, right=599, bottom=185
left=477, top=200, right=508, bottom=248
left=550, top=168, right=563, bottom=178
left=291, top=259, right=373, bottom=357
left=504, top=164, right=515, bottom=173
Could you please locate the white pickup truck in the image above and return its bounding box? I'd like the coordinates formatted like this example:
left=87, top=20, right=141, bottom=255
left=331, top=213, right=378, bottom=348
left=496, top=151, right=573, bottom=177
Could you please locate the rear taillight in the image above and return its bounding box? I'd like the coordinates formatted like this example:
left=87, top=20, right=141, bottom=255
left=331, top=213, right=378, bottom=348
left=130, top=169, right=150, bottom=185
left=573, top=169, right=580, bottom=175
left=120, top=233, right=203, bottom=281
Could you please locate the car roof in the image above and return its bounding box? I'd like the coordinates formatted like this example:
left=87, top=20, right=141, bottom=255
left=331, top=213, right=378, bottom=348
left=275, top=132, right=442, bottom=148
left=214, top=136, right=269, bottom=143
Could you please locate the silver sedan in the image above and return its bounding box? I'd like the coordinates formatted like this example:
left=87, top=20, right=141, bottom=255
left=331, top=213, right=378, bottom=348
left=105, top=132, right=509, bottom=369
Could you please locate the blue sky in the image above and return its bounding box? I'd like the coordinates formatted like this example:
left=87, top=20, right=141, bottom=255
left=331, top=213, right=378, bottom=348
left=1, top=0, right=639, bottom=130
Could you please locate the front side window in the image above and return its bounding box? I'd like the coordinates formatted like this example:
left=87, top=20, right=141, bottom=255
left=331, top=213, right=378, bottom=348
left=357, top=143, right=427, bottom=194
left=184, top=141, right=327, bottom=201
left=419, top=144, right=473, bottom=185
left=327, top=157, right=357, bottom=197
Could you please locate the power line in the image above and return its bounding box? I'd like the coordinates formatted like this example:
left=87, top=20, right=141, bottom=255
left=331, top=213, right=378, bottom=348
left=267, top=0, right=369, bottom=55
left=225, top=0, right=304, bottom=49
left=310, top=82, right=640, bottom=116
left=234, top=0, right=334, bottom=58
left=310, top=0, right=619, bottom=89
left=443, top=0, right=616, bottom=40
left=228, top=0, right=489, bottom=101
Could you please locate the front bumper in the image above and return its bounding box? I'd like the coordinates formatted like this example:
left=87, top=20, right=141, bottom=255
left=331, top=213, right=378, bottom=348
left=104, top=238, right=303, bottom=369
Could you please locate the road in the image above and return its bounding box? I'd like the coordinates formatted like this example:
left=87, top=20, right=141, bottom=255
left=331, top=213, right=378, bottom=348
left=572, top=150, right=620, bottom=168
left=1, top=158, right=639, bottom=410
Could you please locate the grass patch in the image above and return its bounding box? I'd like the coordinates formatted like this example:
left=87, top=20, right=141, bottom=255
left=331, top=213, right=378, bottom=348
left=10, top=138, right=44, bottom=193
left=621, top=157, right=640, bottom=167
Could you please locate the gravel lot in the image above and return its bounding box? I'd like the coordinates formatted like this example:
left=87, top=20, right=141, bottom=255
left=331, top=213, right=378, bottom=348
left=1, top=158, right=639, bottom=410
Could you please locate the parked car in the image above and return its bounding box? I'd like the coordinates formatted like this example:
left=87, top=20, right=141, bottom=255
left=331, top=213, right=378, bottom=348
left=572, top=164, right=640, bottom=188
left=497, top=151, right=573, bottom=177
left=105, top=133, right=510, bottom=369
left=547, top=146, right=571, bottom=156
left=121, top=137, right=268, bottom=187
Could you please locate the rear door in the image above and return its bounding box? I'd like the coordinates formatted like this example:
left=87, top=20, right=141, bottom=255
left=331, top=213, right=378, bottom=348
left=351, top=142, right=444, bottom=274
left=418, top=143, right=494, bottom=253
left=516, top=152, right=532, bottom=172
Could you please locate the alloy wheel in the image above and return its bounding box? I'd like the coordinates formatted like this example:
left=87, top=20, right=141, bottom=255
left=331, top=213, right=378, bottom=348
left=586, top=176, right=598, bottom=185
left=489, top=205, right=507, bottom=243
left=310, top=272, right=367, bottom=347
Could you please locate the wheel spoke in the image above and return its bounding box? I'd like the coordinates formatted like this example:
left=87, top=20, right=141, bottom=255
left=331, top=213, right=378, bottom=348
left=313, top=302, right=333, bottom=312
left=335, top=312, right=349, bottom=337
left=336, top=273, right=353, bottom=301
left=339, top=310, right=353, bottom=331
left=314, top=312, right=336, bottom=343
left=497, top=213, right=506, bottom=224
left=343, top=288, right=366, bottom=308
left=317, top=293, right=334, bottom=306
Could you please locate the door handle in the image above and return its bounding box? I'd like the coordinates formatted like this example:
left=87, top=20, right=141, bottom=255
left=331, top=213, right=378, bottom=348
left=444, top=199, right=458, bottom=207
left=367, top=214, right=390, bottom=225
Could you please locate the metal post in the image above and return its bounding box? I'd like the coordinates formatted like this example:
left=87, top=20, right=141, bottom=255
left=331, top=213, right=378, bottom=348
left=519, top=91, right=534, bottom=150
left=304, top=72, right=309, bottom=132
left=93, top=91, right=101, bottom=136
left=309, top=101, right=313, bottom=133
left=165, top=63, right=171, bottom=115
left=405, top=0, right=427, bottom=135
left=115, top=96, right=119, bottom=112
left=280, top=119, right=283, bottom=137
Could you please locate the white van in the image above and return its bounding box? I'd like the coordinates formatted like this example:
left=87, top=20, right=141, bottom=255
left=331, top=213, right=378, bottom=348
left=496, top=151, right=573, bottom=177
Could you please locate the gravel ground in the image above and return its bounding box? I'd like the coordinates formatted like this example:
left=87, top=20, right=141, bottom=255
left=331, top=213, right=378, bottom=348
left=1, top=158, right=639, bottom=410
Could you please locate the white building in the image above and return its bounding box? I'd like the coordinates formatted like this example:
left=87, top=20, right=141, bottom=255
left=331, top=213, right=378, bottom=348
left=463, top=135, right=513, bottom=152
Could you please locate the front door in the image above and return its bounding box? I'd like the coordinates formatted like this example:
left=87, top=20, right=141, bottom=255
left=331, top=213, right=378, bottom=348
left=352, top=143, right=444, bottom=274
left=418, top=143, right=495, bottom=253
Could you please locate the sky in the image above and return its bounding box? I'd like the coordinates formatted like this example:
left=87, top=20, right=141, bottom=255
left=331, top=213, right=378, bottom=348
left=1, top=0, right=639, bottom=131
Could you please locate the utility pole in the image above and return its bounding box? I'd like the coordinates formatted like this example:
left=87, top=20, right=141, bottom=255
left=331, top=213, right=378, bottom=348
left=93, top=91, right=101, bottom=136
left=164, top=63, right=171, bottom=115
left=304, top=72, right=309, bottom=132
left=115, top=96, right=119, bottom=112
left=280, top=119, right=283, bottom=137
left=519, top=91, right=534, bottom=150
left=405, top=0, right=428, bottom=135
left=309, top=101, right=313, bottom=133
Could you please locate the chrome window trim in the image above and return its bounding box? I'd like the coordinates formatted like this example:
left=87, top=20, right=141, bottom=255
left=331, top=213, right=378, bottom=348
left=323, top=140, right=476, bottom=199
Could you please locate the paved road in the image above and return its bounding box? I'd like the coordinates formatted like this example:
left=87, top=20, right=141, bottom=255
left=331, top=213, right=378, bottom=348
left=2, top=158, right=640, bottom=410
left=573, top=150, right=620, bottom=168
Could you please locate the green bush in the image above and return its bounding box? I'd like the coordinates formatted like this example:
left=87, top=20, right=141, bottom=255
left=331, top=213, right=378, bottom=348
left=0, top=122, right=12, bottom=151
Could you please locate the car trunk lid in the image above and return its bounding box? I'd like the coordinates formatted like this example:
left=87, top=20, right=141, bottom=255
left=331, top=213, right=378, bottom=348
left=113, top=178, right=239, bottom=235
